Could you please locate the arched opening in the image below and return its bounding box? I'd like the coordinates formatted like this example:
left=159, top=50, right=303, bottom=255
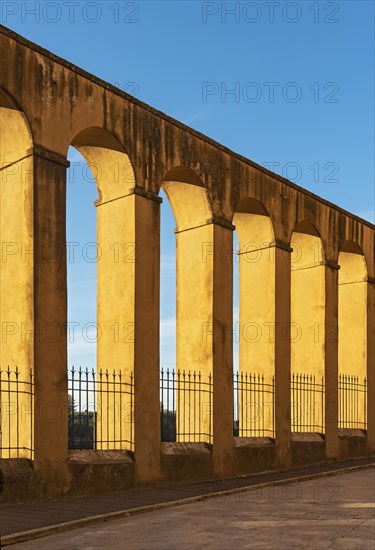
left=159, top=167, right=214, bottom=443
left=338, top=242, right=367, bottom=429
left=159, top=187, right=177, bottom=443
left=233, top=198, right=275, bottom=438
left=0, top=89, right=34, bottom=458
left=67, top=127, right=135, bottom=452
left=290, top=221, right=325, bottom=433
left=159, top=188, right=177, bottom=372
left=67, top=147, right=98, bottom=368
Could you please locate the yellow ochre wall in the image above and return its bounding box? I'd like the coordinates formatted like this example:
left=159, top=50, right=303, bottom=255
left=0, top=101, right=34, bottom=458
left=291, top=230, right=325, bottom=432
left=75, top=139, right=136, bottom=451
left=234, top=211, right=275, bottom=436
left=338, top=250, right=367, bottom=428
left=163, top=179, right=214, bottom=443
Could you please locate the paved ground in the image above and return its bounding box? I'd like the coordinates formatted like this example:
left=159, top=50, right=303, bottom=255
left=6, top=469, right=375, bottom=549
left=2, top=457, right=374, bottom=539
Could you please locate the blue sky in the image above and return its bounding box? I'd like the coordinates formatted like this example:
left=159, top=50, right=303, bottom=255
left=3, top=1, right=374, bottom=368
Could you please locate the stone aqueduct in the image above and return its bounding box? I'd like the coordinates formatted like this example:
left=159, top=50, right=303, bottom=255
left=0, top=25, right=374, bottom=499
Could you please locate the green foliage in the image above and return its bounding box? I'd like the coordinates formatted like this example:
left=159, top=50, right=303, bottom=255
left=68, top=408, right=96, bottom=449
left=160, top=408, right=176, bottom=442
left=68, top=394, right=77, bottom=415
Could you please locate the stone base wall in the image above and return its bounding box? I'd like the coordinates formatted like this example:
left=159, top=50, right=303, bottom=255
left=0, top=434, right=372, bottom=506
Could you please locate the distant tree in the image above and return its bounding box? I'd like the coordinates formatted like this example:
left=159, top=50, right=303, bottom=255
left=160, top=403, right=176, bottom=442
left=68, top=394, right=76, bottom=415
left=68, top=395, right=95, bottom=450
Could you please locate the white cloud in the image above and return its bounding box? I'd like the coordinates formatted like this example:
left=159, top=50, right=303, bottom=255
left=233, top=305, right=239, bottom=324
left=160, top=254, right=176, bottom=278
left=160, top=316, right=176, bottom=340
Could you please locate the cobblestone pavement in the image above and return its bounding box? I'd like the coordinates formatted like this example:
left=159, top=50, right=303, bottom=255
left=9, top=469, right=375, bottom=549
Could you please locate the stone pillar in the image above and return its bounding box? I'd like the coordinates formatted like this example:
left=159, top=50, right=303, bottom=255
left=33, top=148, right=69, bottom=487
left=97, top=188, right=162, bottom=482
left=274, top=242, right=292, bottom=467
left=324, top=262, right=339, bottom=459
left=175, top=218, right=234, bottom=476
left=212, top=222, right=234, bottom=476
left=133, top=190, right=162, bottom=481
left=367, top=277, right=375, bottom=453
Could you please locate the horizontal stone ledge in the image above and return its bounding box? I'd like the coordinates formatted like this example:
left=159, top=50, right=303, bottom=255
left=338, top=428, right=367, bottom=439
left=95, top=186, right=162, bottom=207
left=325, top=260, right=340, bottom=270
left=291, top=260, right=341, bottom=272
left=174, top=217, right=235, bottom=234
left=234, top=437, right=275, bottom=448
left=0, top=458, right=34, bottom=475
left=27, top=146, right=70, bottom=167
left=161, top=442, right=212, bottom=456
left=68, top=450, right=134, bottom=464
left=273, top=239, right=294, bottom=253
left=291, top=433, right=325, bottom=443
left=236, top=241, right=293, bottom=255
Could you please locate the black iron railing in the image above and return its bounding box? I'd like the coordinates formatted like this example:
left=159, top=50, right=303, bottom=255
left=0, top=367, right=34, bottom=459
left=68, top=367, right=134, bottom=451
left=339, top=374, right=367, bottom=430
left=291, top=373, right=325, bottom=433
left=0, top=367, right=368, bottom=457
left=160, top=369, right=213, bottom=443
left=234, top=373, right=275, bottom=438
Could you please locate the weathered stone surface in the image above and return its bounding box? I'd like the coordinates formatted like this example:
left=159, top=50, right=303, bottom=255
left=0, top=24, right=373, bottom=503
left=7, top=469, right=375, bottom=550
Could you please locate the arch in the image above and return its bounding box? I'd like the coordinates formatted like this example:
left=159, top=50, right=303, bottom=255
left=160, top=167, right=215, bottom=443
left=291, top=220, right=324, bottom=266
left=162, top=166, right=212, bottom=231
left=0, top=87, right=33, bottom=165
left=235, top=196, right=271, bottom=217
left=163, top=166, right=203, bottom=186
left=66, top=147, right=98, bottom=368
left=66, top=127, right=136, bottom=451
left=290, top=220, right=325, bottom=432
left=293, top=219, right=321, bottom=237
left=233, top=197, right=275, bottom=437
left=338, top=241, right=367, bottom=429
left=0, top=88, right=34, bottom=458
left=234, top=197, right=275, bottom=248
left=69, top=126, right=135, bottom=203
left=340, top=240, right=365, bottom=255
